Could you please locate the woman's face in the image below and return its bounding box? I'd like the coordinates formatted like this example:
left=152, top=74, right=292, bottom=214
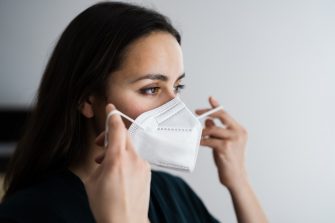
left=93, top=31, right=185, bottom=130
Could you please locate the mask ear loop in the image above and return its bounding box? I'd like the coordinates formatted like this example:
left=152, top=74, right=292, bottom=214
left=104, top=110, right=144, bottom=147
left=197, top=105, right=224, bottom=120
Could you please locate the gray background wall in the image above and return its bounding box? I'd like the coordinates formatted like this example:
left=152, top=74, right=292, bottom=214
left=1, top=0, right=334, bottom=222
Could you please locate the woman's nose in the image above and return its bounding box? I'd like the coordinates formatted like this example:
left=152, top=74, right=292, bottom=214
left=167, top=89, right=177, bottom=100
left=160, top=88, right=177, bottom=105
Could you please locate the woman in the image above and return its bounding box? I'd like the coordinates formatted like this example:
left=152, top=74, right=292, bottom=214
left=0, top=2, right=267, bottom=222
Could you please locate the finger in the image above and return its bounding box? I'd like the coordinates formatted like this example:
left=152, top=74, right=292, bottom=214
left=196, top=95, right=220, bottom=115
left=94, top=152, right=105, bottom=164
left=209, top=96, right=220, bottom=108
left=205, top=118, right=215, bottom=128
left=104, top=104, right=127, bottom=159
left=209, top=96, right=240, bottom=128
left=195, top=108, right=211, bottom=115
left=125, top=131, right=138, bottom=157
left=95, top=131, right=105, bottom=147
left=200, top=137, right=222, bottom=151
left=202, top=126, right=235, bottom=139
left=196, top=107, right=239, bottom=129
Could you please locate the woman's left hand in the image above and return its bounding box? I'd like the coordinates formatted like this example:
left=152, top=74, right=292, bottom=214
left=196, top=96, right=249, bottom=190
left=197, top=98, right=268, bottom=223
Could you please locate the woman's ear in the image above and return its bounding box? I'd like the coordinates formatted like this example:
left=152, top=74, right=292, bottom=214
left=79, top=96, right=95, bottom=118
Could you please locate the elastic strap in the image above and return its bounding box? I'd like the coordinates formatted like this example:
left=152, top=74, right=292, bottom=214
left=104, top=110, right=142, bottom=147
left=197, top=105, right=224, bottom=120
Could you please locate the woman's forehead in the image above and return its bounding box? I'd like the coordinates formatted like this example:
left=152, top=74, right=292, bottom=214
left=114, top=32, right=184, bottom=83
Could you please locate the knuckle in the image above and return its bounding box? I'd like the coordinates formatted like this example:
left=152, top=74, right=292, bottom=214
left=109, top=143, right=123, bottom=153
left=236, top=132, right=246, bottom=142
left=240, top=126, right=247, bottom=134
left=145, top=161, right=151, bottom=170
left=132, top=154, right=144, bottom=167
left=203, top=128, right=211, bottom=135
left=106, top=156, right=120, bottom=170
left=230, top=133, right=239, bottom=141
left=240, top=127, right=248, bottom=138
left=110, top=151, right=122, bottom=162
left=236, top=136, right=244, bottom=143
left=223, top=140, right=232, bottom=147
left=219, top=109, right=227, bottom=116
left=133, top=160, right=148, bottom=174
left=210, top=140, right=220, bottom=148
left=141, top=162, right=151, bottom=173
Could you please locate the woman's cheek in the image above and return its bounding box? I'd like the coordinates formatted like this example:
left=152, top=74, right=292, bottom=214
left=110, top=92, right=165, bottom=127
left=115, top=102, right=148, bottom=128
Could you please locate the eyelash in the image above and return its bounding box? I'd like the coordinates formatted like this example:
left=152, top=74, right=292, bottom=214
left=140, top=84, right=186, bottom=95
left=175, top=84, right=185, bottom=93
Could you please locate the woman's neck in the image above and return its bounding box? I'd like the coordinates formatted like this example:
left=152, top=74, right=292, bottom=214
left=69, top=140, right=103, bottom=184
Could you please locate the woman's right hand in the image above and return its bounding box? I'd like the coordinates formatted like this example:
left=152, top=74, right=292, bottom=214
left=84, top=104, right=151, bottom=223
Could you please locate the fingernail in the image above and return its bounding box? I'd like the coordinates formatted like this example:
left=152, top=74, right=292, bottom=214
left=106, top=104, right=115, bottom=113
left=210, top=96, right=219, bottom=105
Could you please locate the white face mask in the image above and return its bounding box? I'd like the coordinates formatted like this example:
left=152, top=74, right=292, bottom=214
left=105, top=97, right=222, bottom=172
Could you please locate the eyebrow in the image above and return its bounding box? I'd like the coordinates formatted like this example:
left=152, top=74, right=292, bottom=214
left=129, top=73, right=185, bottom=83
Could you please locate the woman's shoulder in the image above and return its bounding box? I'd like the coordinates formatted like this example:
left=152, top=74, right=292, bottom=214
left=0, top=169, right=94, bottom=223
left=0, top=175, right=65, bottom=222
left=0, top=183, right=57, bottom=221
left=1, top=169, right=83, bottom=203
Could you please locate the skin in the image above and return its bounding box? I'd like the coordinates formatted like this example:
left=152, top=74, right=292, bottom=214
left=71, top=31, right=267, bottom=223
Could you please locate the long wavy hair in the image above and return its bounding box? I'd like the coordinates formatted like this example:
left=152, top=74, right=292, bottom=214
left=3, top=1, right=180, bottom=200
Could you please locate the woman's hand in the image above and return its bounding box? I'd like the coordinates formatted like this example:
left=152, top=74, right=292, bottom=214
left=196, top=96, right=268, bottom=223
left=196, top=96, right=248, bottom=190
left=84, top=104, right=151, bottom=223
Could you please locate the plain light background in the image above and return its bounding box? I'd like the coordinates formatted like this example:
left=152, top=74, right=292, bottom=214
left=1, top=0, right=335, bottom=222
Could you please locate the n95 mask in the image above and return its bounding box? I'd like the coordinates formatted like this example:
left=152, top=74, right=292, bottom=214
left=105, top=97, right=222, bottom=172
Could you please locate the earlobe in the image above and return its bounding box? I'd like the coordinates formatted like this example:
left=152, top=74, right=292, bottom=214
left=79, top=96, right=95, bottom=118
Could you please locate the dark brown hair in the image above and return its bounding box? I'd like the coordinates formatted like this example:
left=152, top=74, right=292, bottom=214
left=3, top=1, right=180, bottom=200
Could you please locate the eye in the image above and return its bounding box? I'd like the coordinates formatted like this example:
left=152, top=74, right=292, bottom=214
left=139, top=87, right=160, bottom=95
left=174, top=84, right=186, bottom=93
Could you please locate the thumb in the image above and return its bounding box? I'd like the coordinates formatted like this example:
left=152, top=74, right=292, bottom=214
left=104, top=104, right=127, bottom=161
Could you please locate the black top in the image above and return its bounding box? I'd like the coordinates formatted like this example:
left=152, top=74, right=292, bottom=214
left=0, top=170, right=220, bottom=223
